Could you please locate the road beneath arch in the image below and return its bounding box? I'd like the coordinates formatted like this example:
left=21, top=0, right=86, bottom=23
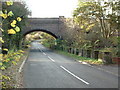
left=23, top=41, right=118, bottom=88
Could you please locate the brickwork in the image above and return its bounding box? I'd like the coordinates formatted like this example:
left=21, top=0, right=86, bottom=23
left=22, top=16, right=65, bottom=38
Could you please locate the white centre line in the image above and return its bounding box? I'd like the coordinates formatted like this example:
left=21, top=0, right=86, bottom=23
left=39, top=48, right=42, bottom=52
left=60, top=66, right=90, bottom=85
left=43, top=52, right=46, bottom=55
left=48, top=56, right=55, bottom=62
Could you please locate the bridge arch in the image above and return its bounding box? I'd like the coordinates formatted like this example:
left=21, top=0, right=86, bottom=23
left=23, top=29, right=58, bottom=39
left=22, top=17, right=65, bottom=39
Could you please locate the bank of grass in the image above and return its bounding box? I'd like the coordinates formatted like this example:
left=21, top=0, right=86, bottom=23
left=55, top=50, right=103, bottom=65
left=42, top=43, right=50, bottom=48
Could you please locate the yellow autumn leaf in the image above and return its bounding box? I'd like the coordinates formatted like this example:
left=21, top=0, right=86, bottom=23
left=0, top=37, right=4, bottom=43
left=10, top=23, right=16, bottom=27
left=1, top=14, right=8, bottom=19
left=10, top=20, right=17, bottom=27
left=86, top=24, right=95, bottom=31
left=12, top=61, right=17, bottom=65
left=2, top=75, right=11, bottom=80
left=3, top=48, right=8, bottom=51
left=8, top=29, right=16, bottom=34
left=8, top=11, right=14, bottom=16
left=7, top=76, right=11, bottom=80
left=15, top=26, right=20, bottom=32
left=19, top=50, right=24, bottom=53
left=0, top=28, right=4, bottom=32
left=80, top=25, right=84, bottom=29
left=1, top=66, right=5, bottom=70
left=3, top=60, right=9, bottom=62
left=17, top=17, right=22, bottom=22
left=6, top=1, right=13, bottom=6
left=12, top=20, right=17, bottom=24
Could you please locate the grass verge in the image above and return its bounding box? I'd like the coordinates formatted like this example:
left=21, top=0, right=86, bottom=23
left=55, top=50, right=103, bottom=65
left=1, top=48, right=29, bottom=88
left=16, top=48, right=30, bottom=88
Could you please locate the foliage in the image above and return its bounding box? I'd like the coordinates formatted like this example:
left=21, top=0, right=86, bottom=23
left=73, top=1, right=119, bottom=48
left=117, top=36, right=120, bottom=57
left=41, top=32, right=56, bottom=48
left=56, top=0, right=119, bottom=55
left=43, top=0, right=119, bottom=64
left=0, top=50, right=24, bottom=88
left=1, top=1, right=31, bottom=50
left=0, top=0, right=30, bottom=88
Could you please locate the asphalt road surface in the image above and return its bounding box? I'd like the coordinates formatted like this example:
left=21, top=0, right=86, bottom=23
left=23, top=41, right=118, bottom=88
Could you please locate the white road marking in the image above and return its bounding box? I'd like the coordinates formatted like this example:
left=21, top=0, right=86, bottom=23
left=39, top=49, right=42, bottom=52
left=78, top=61, right=91, bottom=66
left=43, top=52, right=46, bottom=55
left=82, top=62, right=88, bottom=64
left=60, top=66, right=90, bottom=85
left=48, top=56, right=55, bottom=62
left=19, top=56, right=27, bottom=72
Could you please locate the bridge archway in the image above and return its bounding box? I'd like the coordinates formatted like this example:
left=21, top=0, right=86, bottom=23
left=23, top=29, right=58, bottom=39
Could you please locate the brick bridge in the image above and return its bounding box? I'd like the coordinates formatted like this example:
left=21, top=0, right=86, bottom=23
left=22, top=16, right=65, bottom=39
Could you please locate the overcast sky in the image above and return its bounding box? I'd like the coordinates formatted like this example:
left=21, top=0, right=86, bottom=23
left=24, top=0, right=78, bottom=18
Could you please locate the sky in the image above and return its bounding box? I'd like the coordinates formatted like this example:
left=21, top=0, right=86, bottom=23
left=24, top=0, right=78, bottom=18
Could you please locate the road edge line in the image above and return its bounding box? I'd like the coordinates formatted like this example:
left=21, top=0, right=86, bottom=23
left=16, top=49, right=30, bottom=88
left=18, top=50, right=29, bottom=73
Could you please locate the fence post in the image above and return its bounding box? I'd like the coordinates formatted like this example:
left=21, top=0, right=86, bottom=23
left=70, top=47, right=72, bottom=53
left=76, top=49, right=79, bottom=55
left=94, top=50, right=99, bottom=59
left=81, top=49, right=84, bottom=57
left=67, top=47, right=69, bottom=52
left=78, top=49, right=82, bottom=56
left=69, top=47, right=71, bottom=53
left=103, top=52, right=112, bottom=64
left=83, top=49, right=87, bottom=57
left=74, top=48, right=76, bottom=55
left=86, top=49, right=91, bottom=58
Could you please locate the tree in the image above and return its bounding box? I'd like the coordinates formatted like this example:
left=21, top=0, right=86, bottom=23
left=2, top=1, right=31, bottom=50
left=73, top=0, right=119, bottom=48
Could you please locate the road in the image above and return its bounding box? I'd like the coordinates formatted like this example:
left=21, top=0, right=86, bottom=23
left=23, top=41, right=118, bottom=88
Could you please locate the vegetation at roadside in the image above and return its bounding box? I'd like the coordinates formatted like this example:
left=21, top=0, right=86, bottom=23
left=41, top=0, right=119, bottom=64
left=55, top=49, right=103, bottom=65
left=2, top=1, right=31, bottom=50
left=1, top=50, right=25, bottom=88
left=59, top=0, right=119, bottom=56
left=0, top=0, right=30, bottom=89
